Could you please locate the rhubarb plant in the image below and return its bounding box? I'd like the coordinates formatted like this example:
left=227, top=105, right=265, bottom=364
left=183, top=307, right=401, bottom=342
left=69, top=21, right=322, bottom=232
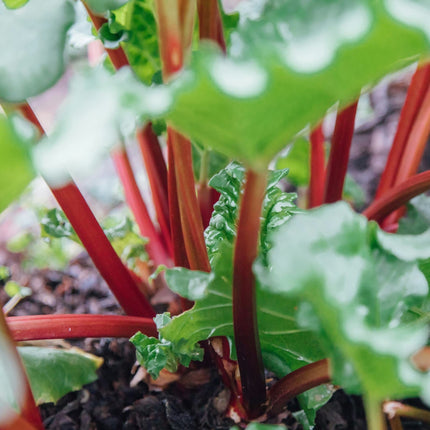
left=2, top=0, right=430, bottom=429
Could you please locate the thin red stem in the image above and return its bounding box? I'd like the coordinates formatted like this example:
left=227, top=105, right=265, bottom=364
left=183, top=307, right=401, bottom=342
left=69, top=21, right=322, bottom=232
left=197, top=0, right=226, bottom=52
left=136, top=125, right=172, bottom=256
left=376, top=63, right=430, bottom=198
left=363, top=170, right=430, bottom=222
left=233, top=169, right=267, bottom=418
left=309, top=124, right=326, bottom=208
left=268, top=359, right=331, bottom=416
left=169, top=129, right=211, bottom=272
left=51, top=183, right=155, bottom=317
left=324, top=101, right=358, bottom=204
left=112, top=145, right=170, bottom=267
left=8, top=314, right=157, bottom=341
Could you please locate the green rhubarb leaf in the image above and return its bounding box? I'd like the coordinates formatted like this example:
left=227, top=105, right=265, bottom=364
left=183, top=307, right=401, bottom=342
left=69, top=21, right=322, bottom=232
left=0, top=115, right=34, bottom=213
left=166, top=0, right=430, bottom=169
left=398, top=195, right=430, bottom=235
left=130, top=313, right=204, bottom=379
left=158, top=164, right=331, bottom=417
left=0, top=0, right=75, bottom=103
left=85, top=0, right=129, bottom=14
left=109, top=0, right=161, bottom=84
left=267, top=202, right=430, bottom=402
left=18, top=346, right=102, bottom=405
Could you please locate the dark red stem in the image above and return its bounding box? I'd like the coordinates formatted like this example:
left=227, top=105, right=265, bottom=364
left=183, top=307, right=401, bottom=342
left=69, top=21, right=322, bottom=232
left=7, top=314, right=157, bottom=341
left=233, top=169, right=267, bottom=418
left=267, top=359, right=331, bottom=416
left=136, top=125, right=172, bottom=256
left=376, top=63, right=430, bottom=198
left=112, top=146, right=170, bottom=267
left=197, top=0, right=226, bottom=52
left=309, top=124, right=326, bottom=208
left=324, top=101, right=358, bottom=203
left=363, top=170, right=430, bottom=222
left=51, top=183, right=155, bottom=317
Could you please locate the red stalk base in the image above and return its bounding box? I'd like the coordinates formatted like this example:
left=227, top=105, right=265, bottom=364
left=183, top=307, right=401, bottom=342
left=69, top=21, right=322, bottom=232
left=233, top=169, right=267, bottom=418
left=8, top=314, right=157, bottom=341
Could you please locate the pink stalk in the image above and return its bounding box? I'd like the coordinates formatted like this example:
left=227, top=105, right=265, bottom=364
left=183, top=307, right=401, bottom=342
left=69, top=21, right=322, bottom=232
left=309, top=124, right=326, bottom=208
left=112, top=145, right=170, bottom=267
left=376, top=63, right=430, bottom=198
left=51, top=183, right=155, bottom=317
left=324, top=101, right=358, bottom=203
left=8, top=314, right=157, bottom=341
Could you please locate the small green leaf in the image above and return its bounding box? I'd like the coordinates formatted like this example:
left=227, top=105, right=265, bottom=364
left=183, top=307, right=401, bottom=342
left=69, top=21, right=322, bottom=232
left=18, top=346, right=103, bottom=405
left=4, top=281, right=31, bottom=298
left=267, top=202, right=430, bottom=402
left=0, top=116, right=34, bottom=212
left=0, top=0, right=75, bottom=103
left=85, top=0, right=129, bottom=14
left=40, top=208, right=80, bottom=244
left=0, top=266, right=10, bottom=282
left=398, top=195, right=430, bottom=235
left=130, top=313, right=204, bottom=379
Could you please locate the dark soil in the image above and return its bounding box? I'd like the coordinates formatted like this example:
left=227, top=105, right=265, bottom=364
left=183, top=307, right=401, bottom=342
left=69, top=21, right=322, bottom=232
left=2, top=69, right=430, bottom=429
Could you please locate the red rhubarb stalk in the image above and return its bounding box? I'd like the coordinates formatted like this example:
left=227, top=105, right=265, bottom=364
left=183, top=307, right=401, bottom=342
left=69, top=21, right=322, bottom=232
left=233, top=169, right=267, bottom=417
left=309, top=124, right=326, bottom=208
left=136, top=125, right=172, bottom=256
left=324, top=101, right=358, bottom=203
left=376, top=63, right=430, bottom=198
left=112, top=145, right=170, bottom=267
left=52, top=183, right=155, bottom=317
left=8, top=314, right=157, bottom=341
left=268, top=359, right=331, bottom=416
left=197, top=0, right=226, bottom=52
left=363, top=170, right=430, bottom=222
left=0, top=404, right=39, bottom=430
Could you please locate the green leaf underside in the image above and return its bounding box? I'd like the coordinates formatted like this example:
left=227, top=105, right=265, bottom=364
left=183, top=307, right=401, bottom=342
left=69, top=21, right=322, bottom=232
left=158, top=164, right=331, bottom=414
left=0, top=116, right=34, bottom=213
left=0, top=0, right=75, bottom=103
left=31, top=1, right=430, bottom=182
left=18, top=346, right=102, bottom=405
left=267, top=202, right=430, bottom=402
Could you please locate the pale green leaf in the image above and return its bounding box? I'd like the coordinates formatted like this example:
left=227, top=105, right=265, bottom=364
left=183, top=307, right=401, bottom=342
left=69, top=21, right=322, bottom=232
left=19, top=346, right=103, bottom=405
left=0, top=0, right=75, bottom=103
left=267, top=202, right=430, bottom=401
left=2, top=0, right=28, bottom=8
